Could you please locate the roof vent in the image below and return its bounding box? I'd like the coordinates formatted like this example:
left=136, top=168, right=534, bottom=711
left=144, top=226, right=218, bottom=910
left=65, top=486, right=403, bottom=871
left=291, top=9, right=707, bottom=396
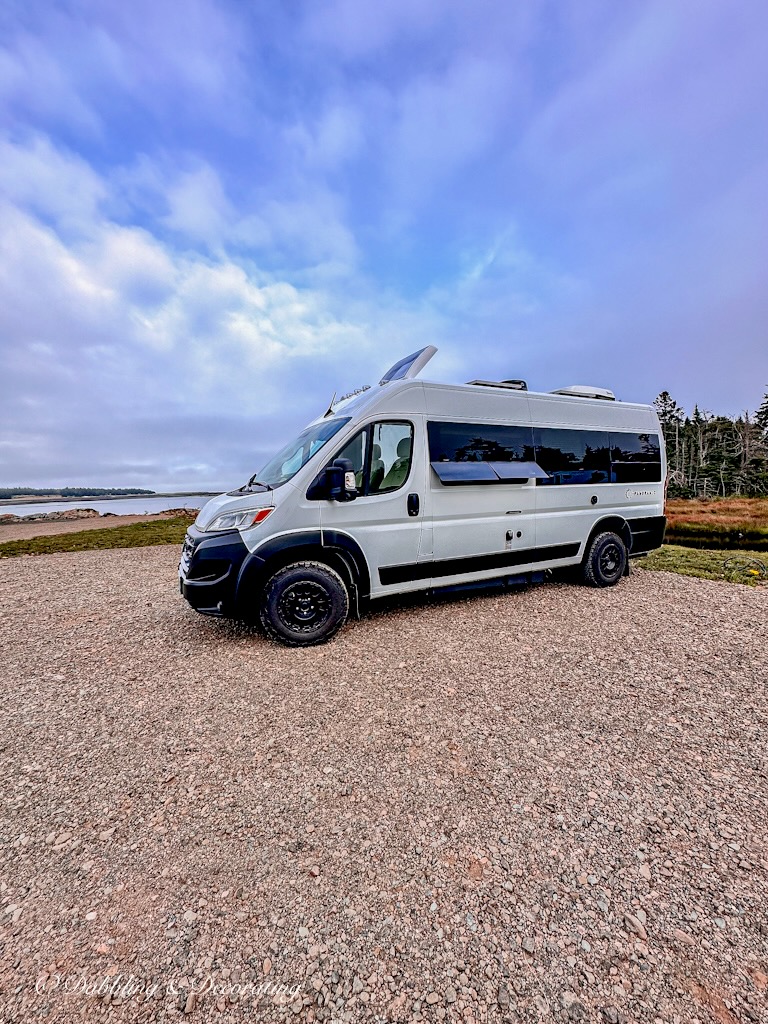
left=551, top=385, right=616, bottom=401
left=467, top=379, right=528, bottom=391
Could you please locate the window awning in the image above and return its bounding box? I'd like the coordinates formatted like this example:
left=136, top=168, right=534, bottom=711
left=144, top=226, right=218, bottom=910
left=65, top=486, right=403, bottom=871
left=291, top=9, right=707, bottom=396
left=489, top=461, right=550, bottom=480
left=430, top=461, right=550, bottom=484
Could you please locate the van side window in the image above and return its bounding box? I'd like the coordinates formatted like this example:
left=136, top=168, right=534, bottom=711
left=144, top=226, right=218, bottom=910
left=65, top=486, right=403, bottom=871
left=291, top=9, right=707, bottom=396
left=334, top=427, right=369, bottom=490
left=609, top=432, right=662, bottom=483
left=534, top=428, right=662, bottom=485
left=428, top=422, right=534, bottom=462
left=534, top=428, right=611, bottom=485
left=370, top=422, right=413, bottom=493
left=426, top=422, right=662, bottom=486
left=312, top=421, right=414, bottom=497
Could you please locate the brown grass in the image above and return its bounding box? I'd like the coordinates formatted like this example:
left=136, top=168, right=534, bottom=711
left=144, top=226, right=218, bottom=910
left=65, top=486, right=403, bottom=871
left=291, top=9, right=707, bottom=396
left=666, top=497, right=768, bottom=529
left=665, top=498, right=768, bottom=549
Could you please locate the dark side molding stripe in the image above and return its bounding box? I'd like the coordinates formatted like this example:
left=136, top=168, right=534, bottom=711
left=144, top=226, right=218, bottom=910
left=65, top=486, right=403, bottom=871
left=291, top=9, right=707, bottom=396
left=379, top=542, right=580, bottom=586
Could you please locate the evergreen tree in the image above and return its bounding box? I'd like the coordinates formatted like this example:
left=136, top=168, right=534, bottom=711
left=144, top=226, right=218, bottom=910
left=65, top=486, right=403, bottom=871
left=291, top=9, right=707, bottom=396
left=650, top=388, right=768, bottom=497
left=654, top=392, right=686, bottom=494
left=756, top=387, right=768, bottom=439
left=653, top=391, right=685, bottom=429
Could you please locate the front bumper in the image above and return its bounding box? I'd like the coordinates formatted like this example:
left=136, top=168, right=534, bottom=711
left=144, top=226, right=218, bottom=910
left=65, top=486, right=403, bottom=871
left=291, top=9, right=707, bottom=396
left=178, top=525, right=249, bottom=616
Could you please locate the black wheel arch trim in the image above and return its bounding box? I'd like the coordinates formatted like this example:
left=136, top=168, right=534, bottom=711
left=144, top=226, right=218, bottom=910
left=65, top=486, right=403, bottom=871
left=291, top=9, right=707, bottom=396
left=236, top=529, right=371, bottom=612
left=584, top=515, right=632, bottom=555
left=584, top=513, right=666, bottom=560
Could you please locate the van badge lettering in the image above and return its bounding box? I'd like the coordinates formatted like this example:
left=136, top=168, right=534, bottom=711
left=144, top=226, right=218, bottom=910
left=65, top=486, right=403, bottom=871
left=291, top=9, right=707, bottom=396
left=626, top=487, right=657, bottom=499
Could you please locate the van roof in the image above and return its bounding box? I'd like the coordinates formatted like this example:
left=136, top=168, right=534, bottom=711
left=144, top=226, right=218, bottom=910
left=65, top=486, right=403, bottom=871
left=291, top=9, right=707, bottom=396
left=318, top=347, right=657, bottom=431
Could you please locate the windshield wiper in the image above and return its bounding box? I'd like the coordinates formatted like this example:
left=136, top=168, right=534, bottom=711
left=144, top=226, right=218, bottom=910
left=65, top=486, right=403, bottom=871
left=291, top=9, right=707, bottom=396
left=240, top=475, right=273, bottom=492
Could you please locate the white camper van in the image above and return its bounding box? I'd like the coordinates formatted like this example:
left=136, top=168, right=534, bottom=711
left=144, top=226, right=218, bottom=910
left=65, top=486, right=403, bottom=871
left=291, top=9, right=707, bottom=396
left=180, top=347, right=666, bottom=646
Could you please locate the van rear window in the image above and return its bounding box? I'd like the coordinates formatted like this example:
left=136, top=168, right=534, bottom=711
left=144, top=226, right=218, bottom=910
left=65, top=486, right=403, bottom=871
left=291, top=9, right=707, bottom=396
left=535, top=428, right=662, bottom=485
left=609, top=433, right=663, bottom=483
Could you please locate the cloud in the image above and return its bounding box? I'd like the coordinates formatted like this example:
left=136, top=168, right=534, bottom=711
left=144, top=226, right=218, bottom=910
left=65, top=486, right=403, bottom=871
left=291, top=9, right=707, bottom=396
left=0, top=136, right=445, bottom=488
left=0, top=134, right=106, bottom=233
left=0, top=0, right=252, bottom=137
left=162, top=164, right=234, bottom=247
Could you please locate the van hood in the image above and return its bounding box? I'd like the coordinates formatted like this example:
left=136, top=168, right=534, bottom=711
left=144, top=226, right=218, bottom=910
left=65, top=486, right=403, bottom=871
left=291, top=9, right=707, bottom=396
left=194, top=485, right=289, bottom=532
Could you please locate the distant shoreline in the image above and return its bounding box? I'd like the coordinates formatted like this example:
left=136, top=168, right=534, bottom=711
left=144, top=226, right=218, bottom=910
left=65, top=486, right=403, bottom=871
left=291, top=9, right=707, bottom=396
left=0, top=491, right=220, bottom=507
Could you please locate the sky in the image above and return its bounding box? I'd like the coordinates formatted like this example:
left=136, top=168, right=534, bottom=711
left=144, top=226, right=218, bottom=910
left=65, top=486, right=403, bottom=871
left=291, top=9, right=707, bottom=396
left=0, top=0, right=766, bottom=491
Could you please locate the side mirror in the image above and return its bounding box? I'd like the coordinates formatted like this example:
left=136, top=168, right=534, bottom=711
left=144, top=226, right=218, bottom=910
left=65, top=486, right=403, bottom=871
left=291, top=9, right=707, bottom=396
left=327, top=458, right=358, bottom=501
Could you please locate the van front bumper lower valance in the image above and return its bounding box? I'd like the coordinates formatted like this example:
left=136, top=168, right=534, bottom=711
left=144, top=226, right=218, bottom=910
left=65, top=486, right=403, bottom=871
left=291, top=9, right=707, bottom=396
left=179, top=525, right=249, bottom=616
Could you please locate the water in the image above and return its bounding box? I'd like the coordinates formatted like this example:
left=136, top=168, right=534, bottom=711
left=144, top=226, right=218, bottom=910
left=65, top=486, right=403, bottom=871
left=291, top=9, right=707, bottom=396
left=0, top=494, right=218, bottom=518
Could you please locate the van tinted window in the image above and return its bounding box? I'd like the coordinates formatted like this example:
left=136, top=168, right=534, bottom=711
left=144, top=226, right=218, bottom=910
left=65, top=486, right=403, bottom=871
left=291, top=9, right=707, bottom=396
left=428, top=421, right=535, bottom=463
left=534, top=428, right=611, bottom=485
left=428, top=422, right=662, bottom=485
left=609, top=432, right=662, bottom=483
left=535, top=428, right=662, bottom=485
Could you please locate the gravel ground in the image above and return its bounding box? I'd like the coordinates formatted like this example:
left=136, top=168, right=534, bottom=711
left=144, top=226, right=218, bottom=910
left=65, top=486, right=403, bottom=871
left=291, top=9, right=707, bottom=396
left=1, top=546, right=766, bottom=1024
left=0, top=513, right=186, bottom=543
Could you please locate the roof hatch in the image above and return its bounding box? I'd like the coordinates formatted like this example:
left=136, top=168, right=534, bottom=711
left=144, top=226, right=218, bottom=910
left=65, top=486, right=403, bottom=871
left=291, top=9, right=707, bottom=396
left=379, top=345, right=437, bottom=385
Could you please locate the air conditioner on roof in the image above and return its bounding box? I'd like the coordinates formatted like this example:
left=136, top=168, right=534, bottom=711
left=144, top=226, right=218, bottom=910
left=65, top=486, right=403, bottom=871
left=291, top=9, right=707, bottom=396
left=551, top=385, right=616, bottom=401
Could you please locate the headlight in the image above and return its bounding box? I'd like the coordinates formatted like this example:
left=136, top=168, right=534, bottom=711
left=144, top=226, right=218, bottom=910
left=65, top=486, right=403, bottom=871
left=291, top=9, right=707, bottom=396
left=205, top=507, right=274, bottom=532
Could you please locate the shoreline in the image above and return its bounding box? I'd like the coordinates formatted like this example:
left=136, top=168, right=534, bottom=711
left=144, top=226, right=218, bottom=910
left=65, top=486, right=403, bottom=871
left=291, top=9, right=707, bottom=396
left=0, top=510, right=197, bottom=543
left=0, top=491, right=219, bottom=507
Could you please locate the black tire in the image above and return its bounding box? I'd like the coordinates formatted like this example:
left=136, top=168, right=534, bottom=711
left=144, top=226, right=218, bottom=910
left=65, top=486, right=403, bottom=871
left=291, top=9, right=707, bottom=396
left=259, top=561, right=349, bottom=647
left=582, top=531, right=627, bottom=588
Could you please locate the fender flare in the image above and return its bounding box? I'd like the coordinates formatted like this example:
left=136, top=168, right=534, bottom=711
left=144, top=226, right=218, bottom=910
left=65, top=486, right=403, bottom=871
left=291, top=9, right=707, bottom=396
left=235, top=530, right=371, bottom=614
left=584, top=515, right=632, bottom=562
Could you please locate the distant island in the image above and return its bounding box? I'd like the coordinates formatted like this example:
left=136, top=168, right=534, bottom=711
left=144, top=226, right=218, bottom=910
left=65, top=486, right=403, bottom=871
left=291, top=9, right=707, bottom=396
left=0, top=487, right=156, bottom=499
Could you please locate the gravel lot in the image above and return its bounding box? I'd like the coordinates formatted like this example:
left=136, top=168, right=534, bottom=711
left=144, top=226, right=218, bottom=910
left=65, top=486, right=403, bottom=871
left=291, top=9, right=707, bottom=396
left=1, top=546, right=766, bottom=1024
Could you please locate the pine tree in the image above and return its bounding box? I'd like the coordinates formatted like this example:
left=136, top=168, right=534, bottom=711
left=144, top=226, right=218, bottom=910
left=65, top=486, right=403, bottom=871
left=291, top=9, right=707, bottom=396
left=653, top=391, right=684, bottom=426
left=654, top=392, right=686, bottom=493
left=755, top=387, right=768, bottom=439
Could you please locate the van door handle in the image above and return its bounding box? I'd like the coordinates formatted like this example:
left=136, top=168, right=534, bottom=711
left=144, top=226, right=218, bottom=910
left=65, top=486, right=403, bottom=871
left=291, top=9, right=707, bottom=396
left=407, top=493, right=420, bottom=517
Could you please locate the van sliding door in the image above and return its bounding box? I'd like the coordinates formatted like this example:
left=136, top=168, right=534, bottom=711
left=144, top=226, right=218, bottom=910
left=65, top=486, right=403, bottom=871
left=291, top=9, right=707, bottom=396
left=427, top=419, right=541, bottom=585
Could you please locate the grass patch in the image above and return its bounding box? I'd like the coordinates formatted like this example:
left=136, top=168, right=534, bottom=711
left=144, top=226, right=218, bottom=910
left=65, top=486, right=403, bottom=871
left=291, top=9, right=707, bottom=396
left=666, top=497, right=768, bottom=549
left=0, top=517, right=190, bottom=558
left=637, top=544, right=768, bottom=585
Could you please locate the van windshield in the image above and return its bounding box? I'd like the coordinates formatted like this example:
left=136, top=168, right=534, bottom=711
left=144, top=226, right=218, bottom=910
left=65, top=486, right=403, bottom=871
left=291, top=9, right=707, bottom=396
left=253, top=417, right=351, bottom=488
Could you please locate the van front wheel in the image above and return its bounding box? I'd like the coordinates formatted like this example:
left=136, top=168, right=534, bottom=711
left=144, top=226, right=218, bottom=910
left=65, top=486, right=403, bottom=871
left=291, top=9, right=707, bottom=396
left=260, top=561, right=349, bottom=646
left=582, top=531, right=627, bottom=587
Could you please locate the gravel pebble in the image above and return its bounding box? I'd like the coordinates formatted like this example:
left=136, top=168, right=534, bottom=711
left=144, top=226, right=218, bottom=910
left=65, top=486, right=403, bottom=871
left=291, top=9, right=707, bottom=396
left=1, top=546, right=767, bottom=1022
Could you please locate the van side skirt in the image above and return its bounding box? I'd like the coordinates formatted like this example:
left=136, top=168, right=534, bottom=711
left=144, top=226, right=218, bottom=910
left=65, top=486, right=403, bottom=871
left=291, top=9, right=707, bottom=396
left=379, top=542, right=580, bottom=587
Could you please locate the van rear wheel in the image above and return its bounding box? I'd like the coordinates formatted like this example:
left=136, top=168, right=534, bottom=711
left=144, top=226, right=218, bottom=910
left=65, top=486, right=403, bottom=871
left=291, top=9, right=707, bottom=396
left=582, top=531, right=627, bottom=587
left=260, top=561, right=349, bottom=647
